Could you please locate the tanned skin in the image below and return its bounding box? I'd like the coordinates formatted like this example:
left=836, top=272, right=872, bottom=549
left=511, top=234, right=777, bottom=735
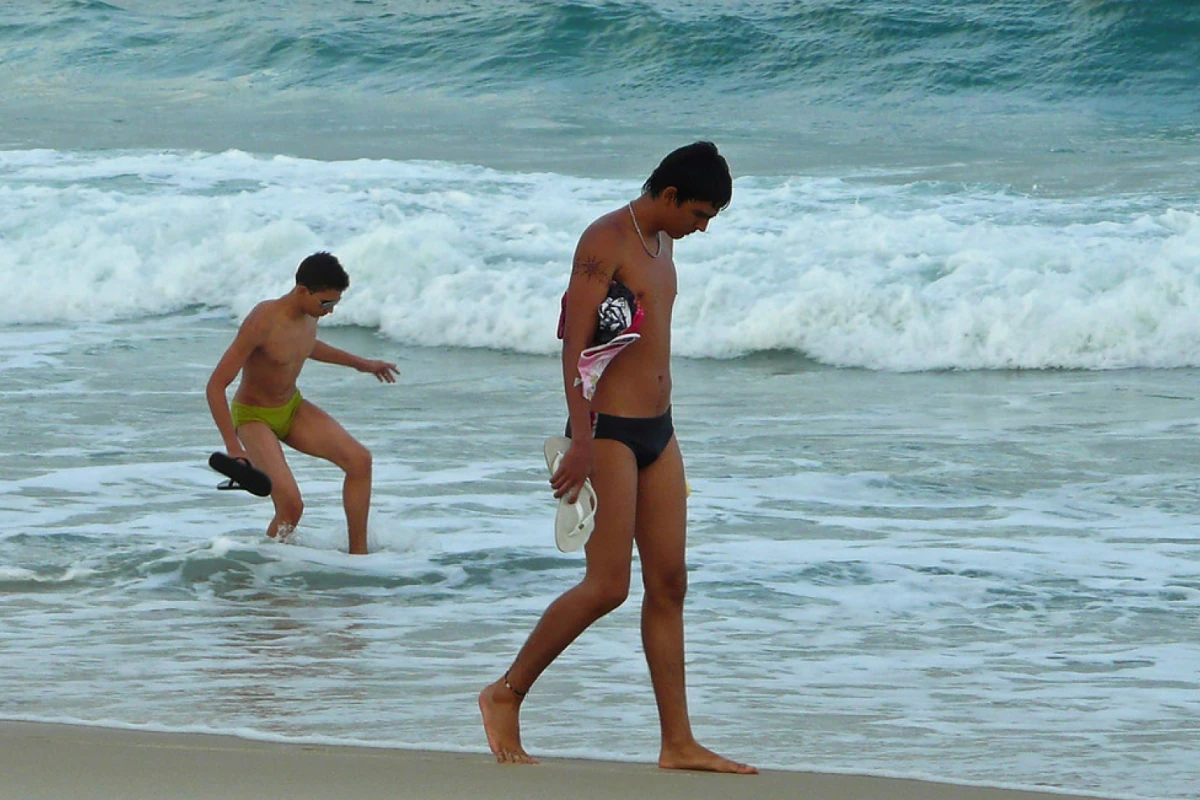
left=479, top=188, right=756, bottom=774
left=206, top=283, right=398, bottom=554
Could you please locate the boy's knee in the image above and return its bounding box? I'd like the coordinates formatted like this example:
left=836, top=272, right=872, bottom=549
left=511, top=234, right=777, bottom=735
left=585, top=575, right=631, bottom=614
left=645, top=567, right=688, bottom=607
left=344, top=444, right=372, bottom=477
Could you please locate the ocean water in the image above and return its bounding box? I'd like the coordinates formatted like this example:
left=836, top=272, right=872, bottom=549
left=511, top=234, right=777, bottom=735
left=2, top=2, right=1200, bottom=799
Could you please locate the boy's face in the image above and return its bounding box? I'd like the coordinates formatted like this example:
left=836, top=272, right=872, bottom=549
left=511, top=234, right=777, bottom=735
left=673, top=200, right=719, bottom=238
left=305, top=287, right=343, bottom=318
left=660, top=189, right=720, bottom=239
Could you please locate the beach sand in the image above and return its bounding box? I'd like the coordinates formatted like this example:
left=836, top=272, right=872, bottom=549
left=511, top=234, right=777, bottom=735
left=0, top=720, right=1116, bottom=800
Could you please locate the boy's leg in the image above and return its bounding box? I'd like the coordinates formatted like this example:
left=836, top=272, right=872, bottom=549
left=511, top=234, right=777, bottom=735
left=236, top=421, right=304, bottom=540
left=283, top=400, right=373, bottom=554
left=634, top=437, right=756, bottom=774
left=479, top=438, right=640, bottom=764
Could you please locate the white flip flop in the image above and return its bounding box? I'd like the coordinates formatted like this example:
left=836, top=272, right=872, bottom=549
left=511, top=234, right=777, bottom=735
left=543, top=436, right=597, bottom=553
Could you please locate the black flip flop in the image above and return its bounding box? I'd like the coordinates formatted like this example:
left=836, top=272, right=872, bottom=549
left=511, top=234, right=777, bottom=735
left=208, top=452, right=273, bottom=497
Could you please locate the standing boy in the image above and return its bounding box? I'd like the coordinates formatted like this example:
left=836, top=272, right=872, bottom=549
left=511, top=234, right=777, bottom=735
left=479, top=143, right=756, bottom=773
left=206, top=252, right=398, bottom=555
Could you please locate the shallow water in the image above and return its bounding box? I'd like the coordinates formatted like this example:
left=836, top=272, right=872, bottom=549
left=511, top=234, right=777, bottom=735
left=3, top=3, right=1200, bottom=797
left=3, top=314, right=1199, bottom=798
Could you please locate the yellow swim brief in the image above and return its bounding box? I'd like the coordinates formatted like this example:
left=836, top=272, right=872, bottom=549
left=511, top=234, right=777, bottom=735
left=230, top=391, right=303, bottom=440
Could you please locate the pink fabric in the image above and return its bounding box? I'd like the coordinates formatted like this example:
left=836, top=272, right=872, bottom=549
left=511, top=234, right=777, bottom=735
left=558, top=288, right=645, bottom=401
left=576, top=332, right=640, bottom=400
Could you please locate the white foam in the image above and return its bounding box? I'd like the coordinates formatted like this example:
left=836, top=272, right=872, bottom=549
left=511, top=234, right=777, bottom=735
left=4, top=150, right=1199, bottom=370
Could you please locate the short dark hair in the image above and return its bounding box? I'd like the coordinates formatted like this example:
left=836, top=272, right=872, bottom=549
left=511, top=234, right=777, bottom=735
left=295, top=251, right=349, bottom=292
left=642, top=141, right=732, bottom=211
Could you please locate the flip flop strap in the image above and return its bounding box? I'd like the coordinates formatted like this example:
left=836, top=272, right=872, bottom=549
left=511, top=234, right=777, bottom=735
left=571, top=496, right=596, bottom=531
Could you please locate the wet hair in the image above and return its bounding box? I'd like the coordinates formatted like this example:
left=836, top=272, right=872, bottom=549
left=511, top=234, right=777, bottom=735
left=295, top=251, right=349, bottom=292
left=642, top=141, right=732, bottom=211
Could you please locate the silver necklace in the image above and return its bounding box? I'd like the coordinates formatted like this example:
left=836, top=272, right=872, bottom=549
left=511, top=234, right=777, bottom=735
left=628, top=202, right=661, bottom=259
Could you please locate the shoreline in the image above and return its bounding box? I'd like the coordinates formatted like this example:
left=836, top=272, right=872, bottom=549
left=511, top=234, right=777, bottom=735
left=0, top=720, right=1125, bottom=800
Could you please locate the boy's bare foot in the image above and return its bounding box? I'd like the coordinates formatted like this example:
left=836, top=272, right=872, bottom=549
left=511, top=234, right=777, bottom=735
left=478, top=676, right=538, bottom=765
left=659, top=740, right=757, bottom=774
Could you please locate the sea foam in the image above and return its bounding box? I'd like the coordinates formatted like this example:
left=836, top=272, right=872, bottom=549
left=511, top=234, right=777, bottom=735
left=3, top=149, right=1199, bottom=371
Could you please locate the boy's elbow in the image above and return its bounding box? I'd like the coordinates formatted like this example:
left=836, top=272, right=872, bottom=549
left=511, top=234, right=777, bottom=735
left=205, top=373, right=230, bottom=398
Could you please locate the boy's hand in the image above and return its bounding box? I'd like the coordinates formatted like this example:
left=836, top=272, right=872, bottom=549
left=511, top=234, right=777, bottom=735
left=360, top=359, right=400, bottom=383
left=551, top=439, right=594, bottom=503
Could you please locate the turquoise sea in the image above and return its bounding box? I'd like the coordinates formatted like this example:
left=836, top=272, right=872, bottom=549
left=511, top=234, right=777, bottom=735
left=2, top=3, right=1200, bottom=798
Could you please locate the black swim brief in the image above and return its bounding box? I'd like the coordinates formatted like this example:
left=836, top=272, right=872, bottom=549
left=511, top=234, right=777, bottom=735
left=566, top=407, right=674, bottom=469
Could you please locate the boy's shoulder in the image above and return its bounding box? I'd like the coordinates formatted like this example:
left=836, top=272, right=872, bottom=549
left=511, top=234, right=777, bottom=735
left=236, top=296, right=285, bottom=339
left=575, top=212, right=630, bottom=268
left=583, top=206, right=634, bottom=242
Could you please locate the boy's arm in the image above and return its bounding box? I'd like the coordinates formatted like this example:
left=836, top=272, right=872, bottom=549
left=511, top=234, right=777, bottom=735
left=205, top=311, right=266, bottom=458
left=552, top=227, right=617, bottom=502
left=310, top=340, right=399, bottom=383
